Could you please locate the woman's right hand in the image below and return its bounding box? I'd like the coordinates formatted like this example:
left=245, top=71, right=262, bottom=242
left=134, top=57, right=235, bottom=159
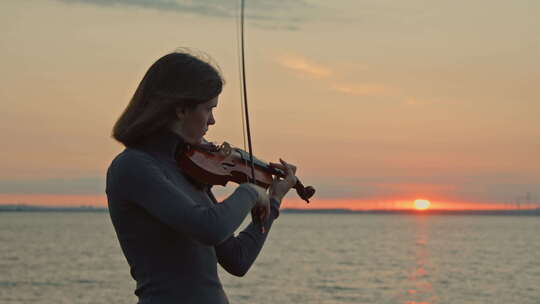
left=245, top=183, right=270, bottom=223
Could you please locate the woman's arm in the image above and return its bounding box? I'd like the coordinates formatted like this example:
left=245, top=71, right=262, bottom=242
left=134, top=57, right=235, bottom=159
left=215, top=198, right=281, bottom=277
left=106, top=150, right=258, bottom=246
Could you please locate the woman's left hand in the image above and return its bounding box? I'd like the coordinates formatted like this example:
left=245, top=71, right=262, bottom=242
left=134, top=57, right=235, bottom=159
left=268, top=158, right=298, bottom=203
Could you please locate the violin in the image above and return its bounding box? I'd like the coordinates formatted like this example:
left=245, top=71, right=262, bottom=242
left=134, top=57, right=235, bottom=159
left=176, top=141, right=315, bottom=203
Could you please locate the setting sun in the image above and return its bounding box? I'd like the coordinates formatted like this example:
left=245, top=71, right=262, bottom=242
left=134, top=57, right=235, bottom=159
left=414, top=199, right=431, bottom=210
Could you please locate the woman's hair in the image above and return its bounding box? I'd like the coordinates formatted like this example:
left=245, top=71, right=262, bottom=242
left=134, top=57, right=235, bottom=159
left=112, top=49, right=223, bottom=146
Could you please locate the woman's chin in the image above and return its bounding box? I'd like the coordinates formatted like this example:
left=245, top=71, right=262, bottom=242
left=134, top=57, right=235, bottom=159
left=192, top=137, right=205, bottom=145
left=180, top=132, right=204, bottom=145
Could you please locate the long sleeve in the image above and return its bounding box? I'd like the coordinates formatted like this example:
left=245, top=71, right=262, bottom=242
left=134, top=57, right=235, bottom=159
left=215, top=198, right=281, bottom=277
left=106, top=150, right=258, bottom=246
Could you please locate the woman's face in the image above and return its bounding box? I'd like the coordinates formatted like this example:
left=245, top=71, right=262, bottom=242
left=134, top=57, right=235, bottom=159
left=174, top=96, right=218, bottom=144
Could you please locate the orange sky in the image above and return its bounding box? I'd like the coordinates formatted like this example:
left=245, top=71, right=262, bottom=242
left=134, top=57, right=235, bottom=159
left=1, top=0, right=539, bottom=210
left=1, top=194, right=536, bottom=211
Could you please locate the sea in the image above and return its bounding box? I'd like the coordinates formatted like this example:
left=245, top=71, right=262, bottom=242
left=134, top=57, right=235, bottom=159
left=1, top=212, right=539, bottom=304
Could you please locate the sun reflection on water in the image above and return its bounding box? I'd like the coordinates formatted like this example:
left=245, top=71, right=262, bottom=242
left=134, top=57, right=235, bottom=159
left=402, top=216, right=438, bottom=304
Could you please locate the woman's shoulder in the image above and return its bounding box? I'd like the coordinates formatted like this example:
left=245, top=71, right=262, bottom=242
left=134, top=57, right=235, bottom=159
left=108, top=148, right=157, bottom=173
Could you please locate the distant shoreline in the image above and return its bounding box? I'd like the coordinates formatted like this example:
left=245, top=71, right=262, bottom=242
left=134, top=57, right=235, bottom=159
left=282, top=208, right=540, bottom=216
left=1, top=204, right=539, bottom=216
left=0, top=205, right=108, bottom=212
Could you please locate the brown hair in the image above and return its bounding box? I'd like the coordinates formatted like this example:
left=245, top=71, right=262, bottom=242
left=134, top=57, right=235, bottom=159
left=112, top=50, right=223, bottom=146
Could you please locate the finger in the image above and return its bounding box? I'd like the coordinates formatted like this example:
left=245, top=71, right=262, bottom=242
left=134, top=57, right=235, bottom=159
left=253, top=207, right=264, bottom=226
left=271, top=160, right=289, bottom=176
left=279, top=158, right=297, bottom=175
left=269, top=162, right=283, bottom=168
left=257, top=207, right=268, bottom=230
left=262, top=203, right=270, bottom=216
left=281, top=168, right=297, bottom=188
left=269, top=163, right=291, bottom=180
left=286, top=175, right=298, bottom=188
left=268, top=175, right=279, bottom=192
left=280, top=160, right=297, bottom=187
left=251, top=208, right=257, bottom=224
left=269, top=162, right=287, bottom=172
left=254, top=207, right=265, bottom=233
left=271, top=160, right=296, bottom=173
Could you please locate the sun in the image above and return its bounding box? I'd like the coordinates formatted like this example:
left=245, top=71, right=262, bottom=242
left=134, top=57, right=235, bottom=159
left=414, top=199, right=431, bottom=210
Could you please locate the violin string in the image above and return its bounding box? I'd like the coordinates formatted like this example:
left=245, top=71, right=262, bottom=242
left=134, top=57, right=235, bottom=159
left=235, top=0, right=248, bottom=153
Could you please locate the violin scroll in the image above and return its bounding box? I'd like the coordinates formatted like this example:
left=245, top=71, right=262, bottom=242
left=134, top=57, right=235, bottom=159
left=294, top=180, right=315, bottom=203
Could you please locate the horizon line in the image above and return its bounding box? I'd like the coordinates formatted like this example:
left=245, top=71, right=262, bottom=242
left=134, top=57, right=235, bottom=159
left=1, top=204, right=539, bottom=214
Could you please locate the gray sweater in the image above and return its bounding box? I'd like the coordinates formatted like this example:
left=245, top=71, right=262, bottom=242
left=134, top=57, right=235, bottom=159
left=106, top=130, right=280, bottom=304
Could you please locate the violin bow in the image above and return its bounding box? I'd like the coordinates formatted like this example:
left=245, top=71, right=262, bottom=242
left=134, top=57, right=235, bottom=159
left=239, top=0, right=256, bottom=184
left=239, top=0, right=270, bottom=233
left=236, top=1, right=315, bottom=209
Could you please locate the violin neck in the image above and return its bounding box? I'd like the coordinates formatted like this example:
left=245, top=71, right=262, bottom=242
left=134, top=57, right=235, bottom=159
left=234, top=148, right=279, bottom=173
left=235, top=147, right=315, bottom=202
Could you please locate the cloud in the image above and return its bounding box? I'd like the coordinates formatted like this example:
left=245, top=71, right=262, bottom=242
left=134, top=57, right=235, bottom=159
left=58, top=0, right=231, bottom=18
left=277, top=55, right=332, bottom=78
left=331, top=83, right=397, bottom=97
left=276, top=53, right=403, bottom=99
left=0, top=177, right=104, bottom=195
left=56, top=0, right=315, bottom=30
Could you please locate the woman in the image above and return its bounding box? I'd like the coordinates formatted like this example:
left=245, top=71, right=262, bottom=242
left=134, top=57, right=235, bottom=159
left=106, top=51, right=297, bottom=303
